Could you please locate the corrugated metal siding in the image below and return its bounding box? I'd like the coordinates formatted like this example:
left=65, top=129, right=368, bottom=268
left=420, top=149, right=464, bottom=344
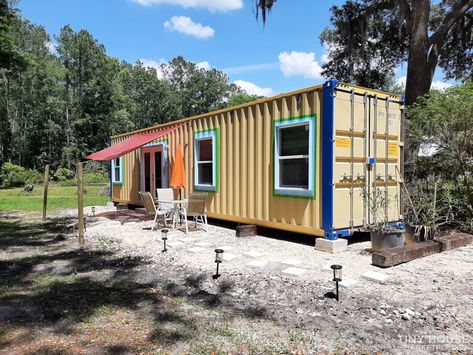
left=111, top=82, right=402, bottom=236
left=112, top=86, right=324, bottom=235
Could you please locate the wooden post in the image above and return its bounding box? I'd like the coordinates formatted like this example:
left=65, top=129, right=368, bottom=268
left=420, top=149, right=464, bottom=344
left=77, top=162, right=85, bottom=246
left=42, top=164, right=50, bottom=222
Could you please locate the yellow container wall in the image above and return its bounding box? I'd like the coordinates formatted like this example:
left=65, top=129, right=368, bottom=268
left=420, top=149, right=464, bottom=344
left=112, top=87, right=324, bottom=236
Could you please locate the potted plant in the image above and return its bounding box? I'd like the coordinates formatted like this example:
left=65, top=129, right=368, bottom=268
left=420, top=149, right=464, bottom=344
left=362, top=187, right=405, bottom=252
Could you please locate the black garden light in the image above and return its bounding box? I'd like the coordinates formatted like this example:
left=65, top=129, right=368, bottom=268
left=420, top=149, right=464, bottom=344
left=212, top=249, right=224, bottom=279
left=161, top=228, right=169, bottom=253
left=91, top=206, right=96, bottom=217
left=331, top=264, right=343, bottom=301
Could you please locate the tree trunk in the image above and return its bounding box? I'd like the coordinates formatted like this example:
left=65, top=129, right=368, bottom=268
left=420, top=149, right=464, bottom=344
left=404, top=0, right=434, bottom=107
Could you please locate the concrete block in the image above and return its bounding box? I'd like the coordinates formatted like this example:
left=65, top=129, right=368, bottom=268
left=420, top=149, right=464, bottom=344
left=236, top=224, right=257, bottom=237
left=435, top=233, right=473, bottom=251
left=222, top=253, right=238, bottom=261
left=339, top=278, right=359, bottom=289
left=187, top=247, right=206, bottom=254
left=195, top=241, right=212, bottom=247
left=244, top=251, right=264, bottom=258
left=362, top=271, right=389, bottom=284
left=216, top=245, right=235, bottom=251
left=167, top=241, right=184, bottom=247
left=280, top=259, right=303, bottom=266
left=321, top=264, right=334, bottom=273
left=315, top=238, right=348, bottom=253
left=246, top=260, right=268, bottom=269
left=281, top=267, right=307, bottom=276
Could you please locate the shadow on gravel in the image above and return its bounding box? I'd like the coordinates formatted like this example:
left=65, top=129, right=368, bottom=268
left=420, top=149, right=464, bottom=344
left=0, top=216, right=271, bottom=352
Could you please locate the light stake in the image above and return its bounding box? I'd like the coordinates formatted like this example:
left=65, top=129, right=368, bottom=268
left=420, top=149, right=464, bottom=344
left=91, top=206, right=96, bottom=217
left=213, top=249, right=224, bottom=279
left=330, top=264, right=343, bottom=302
left=161, top=228, right=169, bottom=253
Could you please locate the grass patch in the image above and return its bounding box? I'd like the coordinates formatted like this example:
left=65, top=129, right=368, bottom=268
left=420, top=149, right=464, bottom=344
left=0, top=185, right=108, bottom=212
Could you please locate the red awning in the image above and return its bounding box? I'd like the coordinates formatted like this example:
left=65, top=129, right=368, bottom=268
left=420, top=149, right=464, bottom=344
left=85, top=126, right=177, bottom=161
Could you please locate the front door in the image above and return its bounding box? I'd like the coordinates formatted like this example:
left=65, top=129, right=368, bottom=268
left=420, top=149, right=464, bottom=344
left=141, top=145, right=167, bottom=199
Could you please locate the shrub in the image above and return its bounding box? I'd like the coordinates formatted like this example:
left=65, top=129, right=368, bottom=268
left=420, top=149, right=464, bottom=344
left=54, top=167, right=75, bottom=181
left=84, top=171, right=109, bottom=184
left=0, top=162, right=43, bottom=188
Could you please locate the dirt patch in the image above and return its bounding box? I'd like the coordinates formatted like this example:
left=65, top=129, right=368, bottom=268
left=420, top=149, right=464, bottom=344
left=1, top=211, right=472, bottom=353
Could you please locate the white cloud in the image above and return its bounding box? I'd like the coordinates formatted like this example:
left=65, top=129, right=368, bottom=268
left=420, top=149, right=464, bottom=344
left=196, top=61, right=211, bottom=70
left=279, top=51, right=323, bottom=79
left=164, top=16, right=214, bottom=39
left=138, top=59, right=166, bottom=79
left=133, top=0, right=242, bottom=12
left=234, top=80, right=274, bottom=97
left=396, top=76, right=453, bottom=91
left=431, top=80, right=453, bottom=91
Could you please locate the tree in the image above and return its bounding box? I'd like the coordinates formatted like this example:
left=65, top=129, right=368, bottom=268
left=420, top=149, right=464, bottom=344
left=255, top=0, right=473, bottom=106
left=160, top=56, right=240, bottom=117
left=226, top=93, right=262, bottom=107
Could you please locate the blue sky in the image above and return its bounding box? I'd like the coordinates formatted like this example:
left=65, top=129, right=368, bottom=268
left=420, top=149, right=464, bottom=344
left=18, top=0, right=451, bottom=96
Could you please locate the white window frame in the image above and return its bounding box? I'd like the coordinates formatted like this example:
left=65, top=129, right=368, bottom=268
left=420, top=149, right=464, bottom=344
left=111, top=157, right=123, bottom=184
left=194, top=130, right=217, bottom=192
left=274, top=116, right=315, bottom=198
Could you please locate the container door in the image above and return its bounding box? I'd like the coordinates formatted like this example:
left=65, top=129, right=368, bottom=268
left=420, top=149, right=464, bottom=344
left=333, top=90, right=369, bottom=229
left=141, top=145, right=167, bottom=199
left=368, top=96, right=402, bottom=225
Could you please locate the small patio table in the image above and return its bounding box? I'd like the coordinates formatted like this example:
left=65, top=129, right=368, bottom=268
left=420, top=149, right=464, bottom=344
left=155, top=199, right=188, bottom=229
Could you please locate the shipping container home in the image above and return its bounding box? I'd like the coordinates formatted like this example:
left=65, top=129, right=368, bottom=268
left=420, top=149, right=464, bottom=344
left=86, top=80, right=405, bottom=240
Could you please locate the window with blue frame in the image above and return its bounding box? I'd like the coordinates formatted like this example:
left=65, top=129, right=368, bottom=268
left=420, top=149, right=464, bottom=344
left=274, top=116, right=315, bottom=198
left=194, top=129, right=218, bottom=192
left=112, top=157, right=123, bottom=184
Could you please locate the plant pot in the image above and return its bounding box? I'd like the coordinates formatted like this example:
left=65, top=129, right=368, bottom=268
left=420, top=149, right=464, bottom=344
left=370, top=229, right=405, bottom=252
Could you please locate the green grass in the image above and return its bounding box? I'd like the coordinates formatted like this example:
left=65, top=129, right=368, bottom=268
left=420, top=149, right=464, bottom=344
left=0, top=184, right=109, bottom=212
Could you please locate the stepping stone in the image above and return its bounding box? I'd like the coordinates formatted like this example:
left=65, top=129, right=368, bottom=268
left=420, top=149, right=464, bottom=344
left=178, top=237, right=195, bottom=243
left=362, top=271, right=389, bottom=284
left=187, top=247, right=206, bottom=254
left=338, top=278, right=359, bottom=289
left=244, top=251, right=264, bottom=258
left=216, top=245, right=235, bottom=251
left=321, top=264, right=335, bottom=272
left=167, top=241, right=184, bottom=247
left=281, top=267, right=307, bottom=276
left=246, top=260, right=268, bottom=269
left=222, top=253, right=238, bottom=261
left=195, top=241, right=212, bottom=247
left=280, top=259, right=303, bottom=266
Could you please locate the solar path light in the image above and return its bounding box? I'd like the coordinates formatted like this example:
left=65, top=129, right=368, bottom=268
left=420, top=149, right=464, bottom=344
left=212, top=249, right=224, bottom=279
left=331, top=264, right=343, bottom=301
left=91, top=206, right=96, bottom=217
left=161, top=228, right=169, bottom=253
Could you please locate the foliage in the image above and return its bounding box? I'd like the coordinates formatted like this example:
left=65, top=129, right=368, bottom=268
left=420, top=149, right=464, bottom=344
left=319, top=0, right=472, bottom=105
left=226, top=94, right=262, bottom=108
left=255, top=0, right=473, bottom=105
left=407, top=82, right=473, bottom=232
left=53, top=167, right=74, bottom=181
left=83, top=171, right=108, bottom=184
left=0, top=162, right=43, bottom=187
left=0, top=6, right=250, bottom=172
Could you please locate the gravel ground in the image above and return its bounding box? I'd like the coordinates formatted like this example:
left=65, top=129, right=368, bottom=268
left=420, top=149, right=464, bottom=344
left=81, top=207, right=473, bottom=354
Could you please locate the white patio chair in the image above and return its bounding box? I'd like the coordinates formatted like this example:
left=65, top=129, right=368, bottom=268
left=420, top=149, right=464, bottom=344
left=177, top=192, right=208, bottom=235
left=139, top=191, right=171, bottom=231
left=156, top=188, right=175, bottom=224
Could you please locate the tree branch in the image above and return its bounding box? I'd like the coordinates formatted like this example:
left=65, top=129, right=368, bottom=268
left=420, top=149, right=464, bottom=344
left=429, top=0, right=473, bottom=46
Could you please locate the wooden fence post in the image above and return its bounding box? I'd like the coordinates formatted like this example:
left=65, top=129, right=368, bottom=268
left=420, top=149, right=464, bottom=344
left=77, top=162, right=85, bottom=246
left=42, top=164, right=50, bottom=222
